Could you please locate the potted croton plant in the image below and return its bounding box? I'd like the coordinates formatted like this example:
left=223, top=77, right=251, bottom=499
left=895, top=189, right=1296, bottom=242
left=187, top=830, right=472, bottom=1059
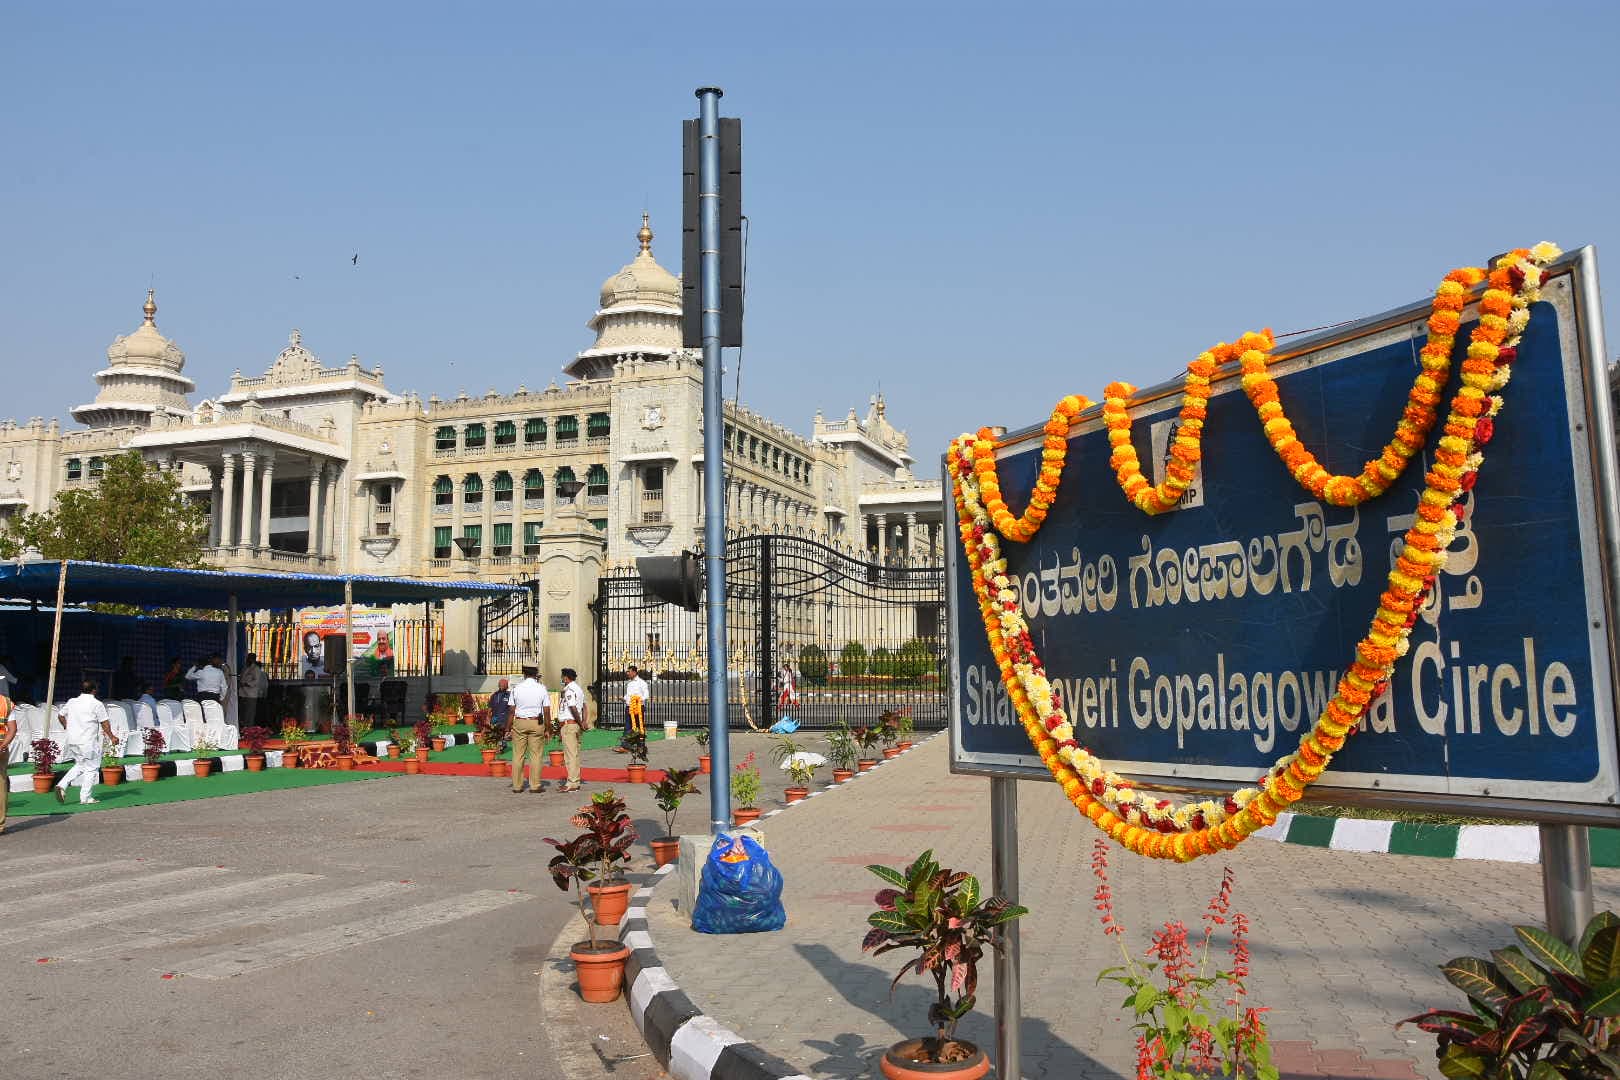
left=864, top=850, right=1028, bottom=1078
left=141, top=727, right=166, bottom=782
left=331, top=720, right=355, bottom=770
left=694, top=726, right=711, bottom=774
left=413, top=718, right=432, bottom=764
left=853, top=725, right=882, bottom=772
left=893, top=709, right=915, bottom=751
left=878, top=710, right=903, bottom=759
left=477, top=721, right=503, bottom=771
left=241, top=726, right=272, bottom=771
left=544, top=809, right=633, bottom=1004
left=827, top=722, right=858, bottom=783
left=770, top=734, right=823, bottom=803
left=552, top=790, right=637, bottom=925
left=29, top=738, right=59, bottom=794
left=623, top=730, right=650, bottom=783
left=649, top=766, right=700, bottom=867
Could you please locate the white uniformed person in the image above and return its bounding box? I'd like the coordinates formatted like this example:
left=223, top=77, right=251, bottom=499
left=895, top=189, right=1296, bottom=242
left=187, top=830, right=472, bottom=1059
left=55, top=680, right=116, bottom=805
left=508, top=665, right=551, bottom=793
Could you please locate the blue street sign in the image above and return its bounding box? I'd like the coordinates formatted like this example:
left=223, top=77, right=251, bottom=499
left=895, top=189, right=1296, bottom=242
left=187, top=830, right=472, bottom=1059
left=947, top=250, right=1620, bottom=821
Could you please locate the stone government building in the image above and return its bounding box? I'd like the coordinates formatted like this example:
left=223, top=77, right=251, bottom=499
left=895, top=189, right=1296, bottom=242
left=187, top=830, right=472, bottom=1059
left=0, top=218, right=944, bottom=597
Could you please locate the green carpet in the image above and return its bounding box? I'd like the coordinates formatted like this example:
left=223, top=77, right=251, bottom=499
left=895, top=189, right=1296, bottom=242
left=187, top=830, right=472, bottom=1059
left=5, top=766, right=391, bottom=817
left=9, top=749, right=246, bottom=776
left=426, top=727, right=678, bottom=764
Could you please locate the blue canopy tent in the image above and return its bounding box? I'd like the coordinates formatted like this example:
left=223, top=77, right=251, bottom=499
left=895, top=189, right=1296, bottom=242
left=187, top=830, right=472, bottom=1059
left=0, top=559, right=523, bottom=726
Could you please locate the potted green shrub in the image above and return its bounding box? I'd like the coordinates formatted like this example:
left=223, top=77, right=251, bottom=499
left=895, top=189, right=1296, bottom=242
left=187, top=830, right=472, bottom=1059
left=240, top=726, right=272, bottom=772
left=863, top=850, right=1028, bottom=1078
left=279, top=721, right=307, bottom=767
left=649, top=766, right=700, bottom=867
left=140, top=728, right=166, bottom=782
left=192, top=733, right=219, bottom=777
left=694, top=726, right=711, bottom=774
left=893, top=709, right=916, bottom=751
left=853, top=725, right=882, bottom=771
left=386, top=727, right=405, bottom=760
left=731, top=751, right=763, bottom=825
left=543, top=818, right=633, bottom=1003
left=100, top=743, right=124, bottom=786
left=826, top=722, right=858, bottom=782
left=770, top=734, right=823, bottom=803
left=477, top=721, right=503, bottom=771
left=623, top=730, right=650, bottom=783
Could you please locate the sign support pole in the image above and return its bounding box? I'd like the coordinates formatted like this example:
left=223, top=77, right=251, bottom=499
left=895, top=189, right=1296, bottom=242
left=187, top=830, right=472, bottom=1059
left=697, top=85, right=731, bottom=834
left=1540, top=824, right=1594, bottom=945
left=990, top=776, right=1022, bottom=1079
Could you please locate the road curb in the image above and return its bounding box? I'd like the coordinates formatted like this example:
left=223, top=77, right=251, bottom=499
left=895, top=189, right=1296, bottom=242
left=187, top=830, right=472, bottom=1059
left=617, top=734, right=938, bottom=1080
left=1253, top=810, right=1620, bottom=865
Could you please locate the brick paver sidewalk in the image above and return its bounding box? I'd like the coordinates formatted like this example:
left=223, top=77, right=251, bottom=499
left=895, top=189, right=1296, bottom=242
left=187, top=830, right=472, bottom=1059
left=648, top=736, right=1620, bottom=1078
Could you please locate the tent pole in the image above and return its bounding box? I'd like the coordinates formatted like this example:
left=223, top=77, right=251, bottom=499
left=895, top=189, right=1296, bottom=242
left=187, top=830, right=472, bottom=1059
left=43, top=559, right=68, bottom=721
left=226, top=594, right=240, bottom=730
left=344, top=578, right=355, bottom=725
left=423, top=601, right=433, bottom=708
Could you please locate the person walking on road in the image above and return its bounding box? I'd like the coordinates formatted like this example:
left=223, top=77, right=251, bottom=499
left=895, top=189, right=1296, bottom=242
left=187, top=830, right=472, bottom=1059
left=509, top=665, right=551, bottom=793
left=238, top=653, right=268, bottom=730
left=617, top=664, right=649, bottom=752
left=55, top=680, right=116, bottom=806
left=556, top=668, right=588, bottom=792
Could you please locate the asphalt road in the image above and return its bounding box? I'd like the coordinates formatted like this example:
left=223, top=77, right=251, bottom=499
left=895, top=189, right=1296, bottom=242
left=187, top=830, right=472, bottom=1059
left=0, top=755, right=722, bottom=1079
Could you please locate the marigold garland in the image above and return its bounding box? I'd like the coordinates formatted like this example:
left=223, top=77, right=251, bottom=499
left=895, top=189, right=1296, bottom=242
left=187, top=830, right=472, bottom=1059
left=972, top=395, right=1091, bottom=542
left=949, top=244, right=1560, bottom=860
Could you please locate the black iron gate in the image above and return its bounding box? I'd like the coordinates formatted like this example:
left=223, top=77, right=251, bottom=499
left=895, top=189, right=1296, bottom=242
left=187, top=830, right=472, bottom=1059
left=595, top=534, right=946, bottom=731
left=479, top=579, right=540, bottom=675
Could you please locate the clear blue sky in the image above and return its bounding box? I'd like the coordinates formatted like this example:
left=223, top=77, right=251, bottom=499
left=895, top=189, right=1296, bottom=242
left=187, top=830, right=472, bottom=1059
left=4, top=2, right=1617, bottom=477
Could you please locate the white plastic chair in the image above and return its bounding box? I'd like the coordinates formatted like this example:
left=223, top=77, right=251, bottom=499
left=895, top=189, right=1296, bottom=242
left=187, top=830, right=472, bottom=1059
left=180, top=700, right=207, bottom=750
left=200, top=699, right=237, bottom=750
left=6, top=704, right=35, bottom=765
left=103, top=701, right=139, bottom=758
left=157, top=699, right=193, bottom=752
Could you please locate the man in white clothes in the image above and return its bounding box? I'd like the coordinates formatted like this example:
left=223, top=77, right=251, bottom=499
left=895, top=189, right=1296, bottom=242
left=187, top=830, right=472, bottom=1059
left=617, top=664, right=650, bottom=753
left=56, top=680, right=116, bottom=805
left=556, top=668, right=589, bottom=793
left=509, top=665, right=551, bottom=794
left=185, top=655, right=227, bottom=703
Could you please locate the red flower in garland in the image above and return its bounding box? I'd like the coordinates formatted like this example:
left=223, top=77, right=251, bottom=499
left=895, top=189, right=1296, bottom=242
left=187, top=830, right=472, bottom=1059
left=1475, top=417, right=1495, bottom=445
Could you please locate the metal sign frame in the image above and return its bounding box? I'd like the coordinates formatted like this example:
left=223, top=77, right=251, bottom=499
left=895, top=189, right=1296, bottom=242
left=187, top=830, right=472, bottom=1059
left=947, top=246, right=1620, bottom=824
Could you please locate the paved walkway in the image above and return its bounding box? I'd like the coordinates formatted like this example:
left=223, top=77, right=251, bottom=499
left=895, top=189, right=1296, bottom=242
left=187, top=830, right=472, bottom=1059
left=648, top=735, right=1620, bottom=1079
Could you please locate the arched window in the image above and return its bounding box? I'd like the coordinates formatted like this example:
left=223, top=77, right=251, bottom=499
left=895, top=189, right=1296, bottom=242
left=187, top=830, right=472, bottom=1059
left=463, top=473, right=484, bottom=505
left=433, top=475, right=453, bottom=505
left=555, top=415, right=579, bottom=442
left=492, top=471, right=513, bottom=503
left=586, top=463, right=609, bottom=496
left=587, top=412, right=611, bottom=439
left=554, top=466, right=576, bottom=488
left=65, top=458, right=82, bottom=481
left=523, top=468, right=544, bottom=499
left=524, top=417, right=547, bottom=444
left=464, top=423, right=487, bottom=450
left=494, top=420, right=516, bottom=447
left=435, top=426, right=456, bottom=451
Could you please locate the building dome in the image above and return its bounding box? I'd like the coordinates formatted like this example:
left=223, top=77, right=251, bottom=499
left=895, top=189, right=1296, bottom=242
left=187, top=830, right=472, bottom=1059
left=72, top=290, right=195, bottom=428
left=569, top=215, right=685, bottom=380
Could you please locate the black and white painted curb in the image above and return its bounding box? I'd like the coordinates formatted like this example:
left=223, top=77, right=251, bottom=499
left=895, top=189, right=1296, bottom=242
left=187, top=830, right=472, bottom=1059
left=616, top=734, right=940, bottom=1080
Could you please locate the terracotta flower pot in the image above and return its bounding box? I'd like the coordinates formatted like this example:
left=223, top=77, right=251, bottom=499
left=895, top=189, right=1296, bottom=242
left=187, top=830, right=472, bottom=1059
left=386, top=745, right=400, bottom=760
left=879, top=1039, right=989, bottom=1079
left=698, top=754, right=711, bottom=774
left=194, top=758, right=215, bottom=778
left=832, top=768, right=854, bottom=783
left=245, top=753, right=266, bottom=772
left=883, top=747, right=902, bottom=760
left=101, top=766, right=124, bottom=786
left=31, top=772, right=55, bottom=794
left=570, top=940, right=631, bottom=1003
left=402, top=757, right=421, bottom=774
left=415, top=748, right=430, bottom=764
left=587, top=882, right=634, bottom=926
left=732, top=807, right=762, bottom=826
left=335, top=754, right=355, bottom=771
left=549, top=750, right=564, bottom=767
left=480, top=749, right=497, bottom=765
left=141, top=762, right=162, bottom=782
left=899, top=741, right=914, bottom=751
left=430, top=737, right=447, bottom=752
left=784, top=786, right=809, bottom=803
left=857, top=759, right=877, bottom=772
left=625, top=763, right=646, bottom=783
left=282, top=748, right=299, bottom=768
left=650, top=837, right=680, bottom=867
left=492, top=760, right=511, bottom=778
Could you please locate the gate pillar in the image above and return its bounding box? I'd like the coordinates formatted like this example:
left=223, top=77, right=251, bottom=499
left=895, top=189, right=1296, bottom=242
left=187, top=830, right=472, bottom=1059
left=537, top=504, right=608, bottom=713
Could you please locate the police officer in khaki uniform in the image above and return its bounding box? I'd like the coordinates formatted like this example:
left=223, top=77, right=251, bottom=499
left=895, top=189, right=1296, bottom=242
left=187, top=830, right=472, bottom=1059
left=509, top=665, right=551, bottom=794
left=556, top=668, right=589, bottom=793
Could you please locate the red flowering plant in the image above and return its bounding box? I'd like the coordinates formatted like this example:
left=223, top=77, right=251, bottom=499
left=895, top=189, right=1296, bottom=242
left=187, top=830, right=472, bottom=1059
left=1091, top=839, right=1277, bottom=1080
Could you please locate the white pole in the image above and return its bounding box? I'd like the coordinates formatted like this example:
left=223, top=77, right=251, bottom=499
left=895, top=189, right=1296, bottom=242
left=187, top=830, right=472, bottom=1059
left=226, top=593, right=240, bottom=729
left=43, top=560, right=68, bottom=742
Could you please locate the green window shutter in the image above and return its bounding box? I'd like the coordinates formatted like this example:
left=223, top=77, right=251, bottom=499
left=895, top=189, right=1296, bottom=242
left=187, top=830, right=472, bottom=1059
left=494, top=420, right=516, bottom=444
left=524, top=468, right=543, bottom=494
left=556, top=415, right=579, bottom=439
left=435, top=426, right=456, bottom=449
left=555, top=466, right=576, bottom=486
left=524, top=417, right=546, bottom=442
left=433, top=475, right=453, bottom=494
left=434, top=526, right=451, bottom=547
left=462, top=524, right=482, bottom=543
left=587, top=412, right=611, bottom=437
left=493, top=522, right=512, bottom=547
left=524, top=522, right=542, bottom=544
left=66, top=458, right=82, bottom=479
left=493, top=472, right=513, bottom=496
left=465, top=423, right=486, bottom=447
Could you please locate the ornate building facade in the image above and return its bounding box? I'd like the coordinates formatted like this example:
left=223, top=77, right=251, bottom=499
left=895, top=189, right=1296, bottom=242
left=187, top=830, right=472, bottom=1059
left=0, top=219, right=944, bottom=579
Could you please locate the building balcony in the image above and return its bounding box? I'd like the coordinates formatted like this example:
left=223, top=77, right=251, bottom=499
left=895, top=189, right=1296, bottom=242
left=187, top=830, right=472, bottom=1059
left=433, top=446, right=459, bottom=458
left=433, top=503, right=452, bottom=515
left=586, top=435, right=611, bottom=448
left=207, top=546, right=335, bottom=574
left=523, top=496, right=545, bottom=510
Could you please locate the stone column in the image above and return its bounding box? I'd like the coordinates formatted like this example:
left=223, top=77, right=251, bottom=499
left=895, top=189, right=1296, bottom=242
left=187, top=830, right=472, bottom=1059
left=208, top=465, right=223, bottom=547
left=240, top=451, right=258, bottom=549
left=876, top=513, right=888, bottom=562
left=220, top=453, right=238, bottom=548
left=537, top=499, right=607, bottom=714
left=904, top=512, right=918, bottom=562
left=481, top=470, right=494, bottom=560
left=258, top=452, right=276, bottom=552
left=325, top=465, right=341, bottom=558
left=307, top=463, right=323, bottom=556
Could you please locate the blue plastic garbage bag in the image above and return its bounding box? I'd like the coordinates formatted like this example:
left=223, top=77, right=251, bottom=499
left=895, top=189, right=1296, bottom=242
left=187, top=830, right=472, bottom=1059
left=768, top=716, right=799, bottom=734
left=691, top=833, right=785, bottom=934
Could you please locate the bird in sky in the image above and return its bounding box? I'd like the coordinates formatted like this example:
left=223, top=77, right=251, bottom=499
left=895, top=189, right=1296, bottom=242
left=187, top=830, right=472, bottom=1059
left=351, top=253, right=359, bottom=266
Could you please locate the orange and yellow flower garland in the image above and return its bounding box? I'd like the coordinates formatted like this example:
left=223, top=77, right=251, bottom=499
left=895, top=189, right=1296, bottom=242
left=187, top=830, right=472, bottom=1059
left=971, top=394, right=1091, bottom=543
left=949, top=245, right=1559, bottom=860
left=1242, top=267, right=1487, bottom=506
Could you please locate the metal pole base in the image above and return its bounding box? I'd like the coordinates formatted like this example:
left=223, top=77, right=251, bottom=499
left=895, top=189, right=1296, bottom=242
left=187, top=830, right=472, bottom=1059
left=1540, top=823, right=1593, bottom=945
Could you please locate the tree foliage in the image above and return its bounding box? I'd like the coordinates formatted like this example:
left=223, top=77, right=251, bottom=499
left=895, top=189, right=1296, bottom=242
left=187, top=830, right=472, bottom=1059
left=0, top=451, right=209, bottom=567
